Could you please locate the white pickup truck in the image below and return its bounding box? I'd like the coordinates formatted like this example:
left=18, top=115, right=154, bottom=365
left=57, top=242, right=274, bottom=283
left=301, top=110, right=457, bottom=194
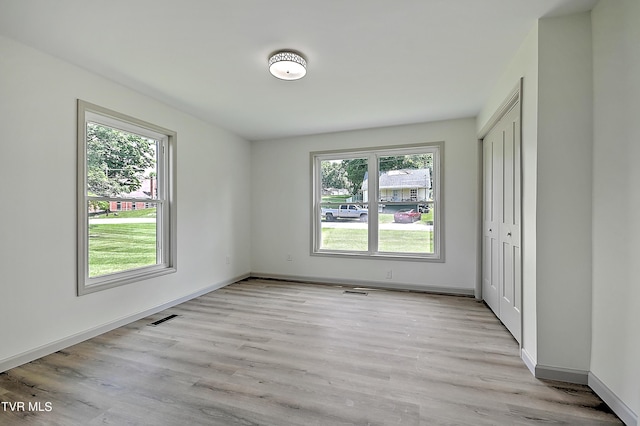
left=321, top=204, right=368, bottom=222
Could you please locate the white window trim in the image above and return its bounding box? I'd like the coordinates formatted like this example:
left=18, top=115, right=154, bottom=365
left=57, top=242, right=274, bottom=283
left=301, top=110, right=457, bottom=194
left=77, top=100, right=177, bottom=296
left=311, top=142, right=443, bottom=261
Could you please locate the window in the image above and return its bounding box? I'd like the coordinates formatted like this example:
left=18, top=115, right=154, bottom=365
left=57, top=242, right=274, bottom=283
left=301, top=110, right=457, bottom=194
left=312, top=143, right=442, bottom=260
left=77, top=100, right=176, bottom=295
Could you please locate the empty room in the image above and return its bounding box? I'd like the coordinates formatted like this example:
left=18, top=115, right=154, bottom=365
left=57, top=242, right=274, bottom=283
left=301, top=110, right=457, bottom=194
left=0, top=0, right=638, bottom=425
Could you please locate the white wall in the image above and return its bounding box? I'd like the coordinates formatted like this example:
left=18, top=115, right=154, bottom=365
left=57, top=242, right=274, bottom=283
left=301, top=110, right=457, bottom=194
left=0, top=35, right=251, bottom=367
left=3, top=6, right=637, bottom=421
left=591, top=0, right=640, bottom=419
left=480, top=13, right=594, bottom=376
left=481, top=6, right=638, bottom=422
left=250, top=118, right=479, bottom=293
left=536, top=12, right=593, bottom=374
left=478, top=23, right=539, bottom=366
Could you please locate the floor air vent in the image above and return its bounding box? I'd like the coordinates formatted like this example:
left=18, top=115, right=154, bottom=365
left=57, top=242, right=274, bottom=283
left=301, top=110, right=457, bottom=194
left=149, top=314, right=179, bottom=326
left=343, top=290, right=368, bottom=296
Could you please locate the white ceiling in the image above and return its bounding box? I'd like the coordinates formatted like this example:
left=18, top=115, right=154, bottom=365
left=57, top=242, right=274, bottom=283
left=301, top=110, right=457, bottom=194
left=0, top=0, right=597, bottom=141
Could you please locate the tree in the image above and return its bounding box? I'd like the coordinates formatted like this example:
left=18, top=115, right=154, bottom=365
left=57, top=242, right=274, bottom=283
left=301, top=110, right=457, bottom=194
left=342, top=158, right=368, bottom=196
left=379, top=154, right=431, bottom=172
left=87, top=123, right=156, bottom=196
left=88, top=195, right=110, bottom=214
left=321, top=161, right=348, bottom=190
left=343, top=154, right=433, bottom=196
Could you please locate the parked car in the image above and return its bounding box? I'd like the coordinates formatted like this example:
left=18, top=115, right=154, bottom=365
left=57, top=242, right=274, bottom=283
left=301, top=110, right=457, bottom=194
left=321, top=204, right=368, bottom=222
left=394, top=209, right=422, bottom=223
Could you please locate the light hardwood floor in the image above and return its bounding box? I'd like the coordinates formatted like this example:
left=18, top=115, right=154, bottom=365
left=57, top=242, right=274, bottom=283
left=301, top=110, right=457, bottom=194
left=0, top=279, right=622, bottom=425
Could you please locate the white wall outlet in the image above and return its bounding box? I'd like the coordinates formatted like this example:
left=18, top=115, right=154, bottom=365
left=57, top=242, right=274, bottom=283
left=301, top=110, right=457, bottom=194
left=286, top=254, right=293, bottom=261
left=386, top=270, right=393, bottom=279
left=226, top=256, right=231, bottom=265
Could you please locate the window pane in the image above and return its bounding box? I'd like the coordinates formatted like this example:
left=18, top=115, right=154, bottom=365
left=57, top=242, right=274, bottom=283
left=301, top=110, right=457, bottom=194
left=79, top=101, right=176, bottom=295
left=88, top=203, right=158, bottom=277
left=378, top=209, right=434, bottom=254
left=319, top=158, right=368, bottom=251
left=313, top=145, right=440, bottom=259
left=377, top=153, right=434, bottom=254
left=320, top=218, right=369, bottom=251
left=378, top=153, right=432, bottom=202
left=86, top=122, right=158, bottom=199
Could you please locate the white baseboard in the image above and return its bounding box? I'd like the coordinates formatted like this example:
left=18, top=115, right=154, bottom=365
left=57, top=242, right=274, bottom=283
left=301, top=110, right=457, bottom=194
left=5, top=273, right=635, bottom=426
left=249, top=272, right=475, bottom=297
left=522, top=358, right=636, bottom=425
left=534, top=364, right=589, bottom=385
left=0, top=273, right=249, bottom=374
left=521, top=347, right=536, bottom=376
left=589, top=372, right=638, bottom=426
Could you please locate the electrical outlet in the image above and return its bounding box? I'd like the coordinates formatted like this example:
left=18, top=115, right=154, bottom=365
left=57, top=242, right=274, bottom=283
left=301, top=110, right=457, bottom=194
left=226, top=256, right=231, bottom=265
left=386, top=270, right=393, bottom=279
left=286, top=254, right=293, bottom=261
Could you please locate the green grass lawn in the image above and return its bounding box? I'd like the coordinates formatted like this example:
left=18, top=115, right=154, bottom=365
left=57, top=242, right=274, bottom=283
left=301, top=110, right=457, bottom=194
left=420, top=209, right=434, bottom=223
left=321, top=195, right=352, bottom=203
left=322, top=228, right=369, bottom=251
left=321, top=227, right=433, bottom=253
left=88, top=223, right=157, bottom=277
left=379, top=214, right=394, bottom=224
left=87, top=207, right=433, bottom=276
left=379, top=229, right=433, bottom=253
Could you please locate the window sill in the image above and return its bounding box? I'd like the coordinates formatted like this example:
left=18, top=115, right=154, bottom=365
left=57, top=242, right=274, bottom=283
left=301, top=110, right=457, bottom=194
left=79, top=266, right=177, bottom=296
left=311, top=251, right=443, bottom=263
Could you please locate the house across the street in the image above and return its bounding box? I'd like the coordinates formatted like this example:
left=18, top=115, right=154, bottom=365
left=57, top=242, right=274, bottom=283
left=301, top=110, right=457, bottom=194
left=108, top=178, right=156, bottom=212
left=362, top=168, right=431, bottom=202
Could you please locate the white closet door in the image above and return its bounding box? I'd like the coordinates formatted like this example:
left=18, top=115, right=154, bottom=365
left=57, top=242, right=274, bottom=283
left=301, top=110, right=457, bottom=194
left=482, top=100, right=522, bottom=343
left=482, top=125, right=501, bottom=314
left=498, top=104, right=521, bottom=342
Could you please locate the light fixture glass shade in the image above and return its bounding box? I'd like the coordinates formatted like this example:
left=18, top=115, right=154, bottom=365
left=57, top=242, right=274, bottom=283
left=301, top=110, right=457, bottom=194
left=268, top=51, right=307, bottom=80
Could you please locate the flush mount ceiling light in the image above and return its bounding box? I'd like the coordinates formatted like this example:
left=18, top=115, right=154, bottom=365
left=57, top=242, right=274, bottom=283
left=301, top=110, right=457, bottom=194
left=268, top=50, right=307, bottom=80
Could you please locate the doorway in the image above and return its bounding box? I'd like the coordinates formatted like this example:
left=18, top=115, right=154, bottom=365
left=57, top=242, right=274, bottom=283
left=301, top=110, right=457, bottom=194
left=481, top=85, right=522, bottom=343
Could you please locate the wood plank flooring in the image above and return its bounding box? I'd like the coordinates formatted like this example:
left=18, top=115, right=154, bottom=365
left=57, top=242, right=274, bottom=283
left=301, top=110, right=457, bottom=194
left=0, top=279, right=622, bottom=425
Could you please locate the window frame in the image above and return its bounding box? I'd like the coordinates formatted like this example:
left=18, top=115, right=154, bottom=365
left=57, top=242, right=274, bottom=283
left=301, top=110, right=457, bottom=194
left=77, top=100, right=177, bottom=295
left=311, top=142, right=443, bottom=261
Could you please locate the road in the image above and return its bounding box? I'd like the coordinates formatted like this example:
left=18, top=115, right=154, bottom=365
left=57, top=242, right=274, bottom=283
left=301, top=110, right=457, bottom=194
left=322, top=220, right=432, bottom=231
